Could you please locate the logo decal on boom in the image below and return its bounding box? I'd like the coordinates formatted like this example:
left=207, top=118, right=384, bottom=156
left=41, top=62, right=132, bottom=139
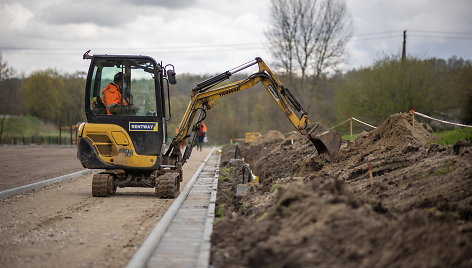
left=218, top=87, right=240, bottom=97
left=129, top=122, right=158, bottom=132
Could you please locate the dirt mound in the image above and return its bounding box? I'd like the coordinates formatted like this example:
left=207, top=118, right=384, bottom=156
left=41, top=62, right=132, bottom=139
left=212, top=178, right=470, bottom=268
left=350, top=113, right=439, bottom=150
left=252, top=130, right=286, bottom=145
left=211, top=113, right=472, bottom=267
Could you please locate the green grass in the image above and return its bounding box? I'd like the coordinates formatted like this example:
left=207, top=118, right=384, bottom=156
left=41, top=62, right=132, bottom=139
left=434, top=162, right=455, bottom=175
left=432, top=128, right=472, bottom=145
left=270, top=185, right=280, bottom=192
left=342, top=134, right=359, bottom=141
left=241, top=202, right=251, bottom=211
left=218, top=167, right=234, bottom=182
left=341, top=128, right=472, bottom=145
left=1, top=116, right=42, bottom=137
left=256, top=212, right=269, bottom=222
left=218, top=175, right=233, bottom=182
left=214, top=204, right=226, bottom=224
left=0, top=116, right=71, bottom=144
left=1, top=115, right=65, bottom=137
left=220, top=167, right=232, bottom=173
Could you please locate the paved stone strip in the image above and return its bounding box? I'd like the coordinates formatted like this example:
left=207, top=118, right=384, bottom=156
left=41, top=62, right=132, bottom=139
left=127, top=148, right=221, bottom=268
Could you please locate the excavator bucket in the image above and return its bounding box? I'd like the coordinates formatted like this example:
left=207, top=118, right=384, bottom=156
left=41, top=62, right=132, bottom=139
left=306, top=124, right=342, bottom=155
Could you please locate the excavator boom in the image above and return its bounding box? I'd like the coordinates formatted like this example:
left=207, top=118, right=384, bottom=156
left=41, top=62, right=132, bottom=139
left=168, top=57, right=342, bottom=162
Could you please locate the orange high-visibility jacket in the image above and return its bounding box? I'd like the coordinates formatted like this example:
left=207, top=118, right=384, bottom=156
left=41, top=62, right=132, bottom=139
left=101, top=83, right=128, bottom=114
left=197, top=122, right=207, bottom=136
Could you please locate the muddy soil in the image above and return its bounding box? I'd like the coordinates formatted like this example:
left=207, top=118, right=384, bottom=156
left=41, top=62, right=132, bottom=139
left=211, top=113, right=472, bottom=268
left=0, top=147, right=212, bottom=268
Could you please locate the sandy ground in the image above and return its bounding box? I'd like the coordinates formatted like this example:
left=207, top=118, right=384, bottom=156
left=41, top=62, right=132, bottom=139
left=0, top=145, right=84, bottom=191
left=0, top=146, right=212, bottom=268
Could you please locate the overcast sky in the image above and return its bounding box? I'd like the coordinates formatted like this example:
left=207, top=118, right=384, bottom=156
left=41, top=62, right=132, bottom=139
left=1, top=0, right=471, bottom=76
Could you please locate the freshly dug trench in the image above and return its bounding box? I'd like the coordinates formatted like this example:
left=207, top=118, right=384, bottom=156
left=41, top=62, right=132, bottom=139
left=211, top=113, right=472, bottom=268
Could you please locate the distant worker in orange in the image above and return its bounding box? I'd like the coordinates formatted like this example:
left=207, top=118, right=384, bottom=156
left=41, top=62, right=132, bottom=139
left=196, top=122, right=207, bottom=151
left=101, top=72, right=129, bottom=115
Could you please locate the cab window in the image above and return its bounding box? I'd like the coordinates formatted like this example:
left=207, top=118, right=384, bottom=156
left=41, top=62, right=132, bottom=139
left=89, top=59, right=157, bottom=116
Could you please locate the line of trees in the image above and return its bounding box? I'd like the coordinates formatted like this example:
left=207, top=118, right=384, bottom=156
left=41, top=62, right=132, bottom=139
left=1, top=0, right=471, bottom=144
left=1, top=53, right=471, bottom=145
left=175, top=56, right=471, bottom=144
left=334, top=56, right=472, bottom=130
left=0, top=54, right=86, bottom=127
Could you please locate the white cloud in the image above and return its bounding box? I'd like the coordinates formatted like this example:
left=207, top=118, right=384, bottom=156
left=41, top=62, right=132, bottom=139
left=345, top=0, right=472, bottom=69
left=0, top=2, right=34, bottom=30
left=1, top=0, right=471, bottom=76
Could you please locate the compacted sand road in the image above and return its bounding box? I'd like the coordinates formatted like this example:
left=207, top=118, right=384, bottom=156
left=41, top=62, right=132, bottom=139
left=0, top=146, right=212, bottom=268
left=0, top=146, right=84, bottom=191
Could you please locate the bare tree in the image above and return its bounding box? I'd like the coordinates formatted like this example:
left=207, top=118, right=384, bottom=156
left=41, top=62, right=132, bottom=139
left=293, top=0, right=319, bottom=81
left=0, top=54, right=17, bottom=144
left=265, top=0, right=301, bottom=77
left=266, top=0, right=352, bottom=80
left=0, top=53, right=16, bottom=81
left=313, top=0, right=352, bottom=78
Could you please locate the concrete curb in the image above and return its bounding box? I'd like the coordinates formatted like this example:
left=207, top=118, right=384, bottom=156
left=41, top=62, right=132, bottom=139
left=0, top=169, right=93, bottom=199
left=127, top=147, right=217, bottom=268
left=196, top=152, right=221, bottom=268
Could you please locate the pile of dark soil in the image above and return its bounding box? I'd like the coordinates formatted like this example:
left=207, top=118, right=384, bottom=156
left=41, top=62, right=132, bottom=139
left=211, top=113, right=472, bottom=268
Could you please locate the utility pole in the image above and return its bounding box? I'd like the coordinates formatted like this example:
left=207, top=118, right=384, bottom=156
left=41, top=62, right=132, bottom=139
left=402, top=30, right=407, bottom=62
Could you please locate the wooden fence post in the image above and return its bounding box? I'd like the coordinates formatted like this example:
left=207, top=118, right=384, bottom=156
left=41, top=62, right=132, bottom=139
left=349, top=117, right=353, bottom=137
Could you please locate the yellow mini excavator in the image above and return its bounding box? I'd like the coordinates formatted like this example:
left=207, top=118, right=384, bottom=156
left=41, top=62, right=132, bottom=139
left=77, top=51, right=341, bottom=198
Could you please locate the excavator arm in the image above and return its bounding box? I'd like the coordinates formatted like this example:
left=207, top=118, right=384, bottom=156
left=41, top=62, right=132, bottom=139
left=165, top=57, right=341, bottom=164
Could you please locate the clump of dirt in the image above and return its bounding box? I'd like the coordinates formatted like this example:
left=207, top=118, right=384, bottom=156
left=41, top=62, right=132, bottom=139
left=211, top=113, right=472, bottom=267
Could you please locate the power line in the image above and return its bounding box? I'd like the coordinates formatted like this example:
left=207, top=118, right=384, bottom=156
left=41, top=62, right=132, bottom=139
left=1, top=45, right=266, bottom=56
left=2, top=29, right=471, bottom=55
left=350, top=35, right=400, bottom=42
left=409, top=30, right=472, bottom=35
left=0, top=42, right=262, bottom=52
left=409, top=34, right=472, bottom=40
left=350, top=29, right=472, bottom=42
left=352, top=30, right=401, bottom=37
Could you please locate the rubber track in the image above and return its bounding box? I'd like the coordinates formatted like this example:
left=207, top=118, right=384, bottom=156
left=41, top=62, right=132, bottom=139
left=155, top=173, right=180, bottom=198
left=92, top=173, right=111, bottom=197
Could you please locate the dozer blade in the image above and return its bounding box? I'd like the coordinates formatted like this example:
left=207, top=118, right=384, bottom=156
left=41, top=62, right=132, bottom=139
left=306, top=124, right=342, bottom=155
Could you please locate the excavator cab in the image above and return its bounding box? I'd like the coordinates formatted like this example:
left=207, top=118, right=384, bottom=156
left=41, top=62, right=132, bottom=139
left=78, top=53, right=174, bottom=170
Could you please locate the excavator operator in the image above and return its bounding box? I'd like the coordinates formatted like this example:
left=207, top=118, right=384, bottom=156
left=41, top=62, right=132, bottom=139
left=101, top=72, right=129, bottom=115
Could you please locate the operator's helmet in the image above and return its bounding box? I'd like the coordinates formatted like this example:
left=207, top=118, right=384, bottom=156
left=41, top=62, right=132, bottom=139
left=114, top=72, right=124, bottom=83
